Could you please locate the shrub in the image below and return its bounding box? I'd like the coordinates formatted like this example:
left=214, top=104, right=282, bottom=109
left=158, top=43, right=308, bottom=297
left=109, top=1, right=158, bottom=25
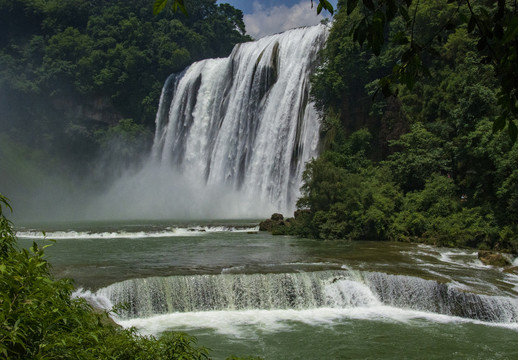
left=0, top=194, right=258, bottom=360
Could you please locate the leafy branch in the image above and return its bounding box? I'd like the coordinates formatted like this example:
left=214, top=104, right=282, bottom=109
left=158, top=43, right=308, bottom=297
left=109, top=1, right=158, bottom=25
left=342, top=0, right=518, bottom=142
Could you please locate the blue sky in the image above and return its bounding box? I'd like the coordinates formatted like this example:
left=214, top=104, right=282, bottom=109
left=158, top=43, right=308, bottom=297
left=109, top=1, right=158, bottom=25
left=216, top=0, right=337, bottom=39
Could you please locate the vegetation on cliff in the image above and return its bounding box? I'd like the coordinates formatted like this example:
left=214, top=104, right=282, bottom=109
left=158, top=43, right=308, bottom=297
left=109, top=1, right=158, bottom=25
left=0, top=0, right=250, bottom=174
left=276, top=0, right=518, bottom=252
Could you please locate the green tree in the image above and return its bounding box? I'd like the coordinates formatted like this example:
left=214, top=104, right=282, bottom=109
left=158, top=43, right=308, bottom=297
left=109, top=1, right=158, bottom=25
left=328, top=0, right=518, bottom=141
left=385, top=122, right=451, bottom=192
left=0, top=0, right=251, bottom=180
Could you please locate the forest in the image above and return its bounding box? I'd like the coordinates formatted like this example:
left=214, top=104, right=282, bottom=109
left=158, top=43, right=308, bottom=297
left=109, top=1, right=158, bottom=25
left=272, top=0, right=518, bottom=254
left=0, top=0, right=250, bottom=180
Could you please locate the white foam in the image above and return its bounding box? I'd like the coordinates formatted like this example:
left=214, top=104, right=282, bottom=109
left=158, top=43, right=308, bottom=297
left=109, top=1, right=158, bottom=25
left=73, top=288, right=114, bottom=311
left=16, top=226, right=259, bottom=240
left=114, top=306, right=518, bottom=338
left=502, top=272, right=518, bottom=293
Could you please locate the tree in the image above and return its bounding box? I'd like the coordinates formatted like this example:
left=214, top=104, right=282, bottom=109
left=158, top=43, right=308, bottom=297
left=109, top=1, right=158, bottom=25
left=324, top=0, right=518, bottom=141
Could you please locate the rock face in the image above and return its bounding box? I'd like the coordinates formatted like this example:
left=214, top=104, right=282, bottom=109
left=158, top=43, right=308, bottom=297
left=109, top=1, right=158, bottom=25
left=478, top=251, right=511, bottom=267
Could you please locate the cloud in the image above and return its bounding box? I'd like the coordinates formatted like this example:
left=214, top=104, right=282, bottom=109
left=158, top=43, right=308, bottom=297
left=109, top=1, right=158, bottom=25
left=244, top=1, right=330, bottom=39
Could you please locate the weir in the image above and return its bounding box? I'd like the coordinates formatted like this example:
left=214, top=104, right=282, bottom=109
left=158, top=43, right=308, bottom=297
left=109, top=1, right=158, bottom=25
left=96, top=270, right=518, bottom=324
left=151, top=25, right=328, bottom=214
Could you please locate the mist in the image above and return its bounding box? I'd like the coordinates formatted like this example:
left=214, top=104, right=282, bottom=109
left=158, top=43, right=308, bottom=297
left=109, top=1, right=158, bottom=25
left=1, top=136, right=280, bottom=224
left=83, top=162, right=279, bottom=221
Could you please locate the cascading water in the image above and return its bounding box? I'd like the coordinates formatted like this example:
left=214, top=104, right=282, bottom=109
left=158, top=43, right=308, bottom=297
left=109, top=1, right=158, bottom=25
left=95, top=270, right=518, bottom=324
left=151, top=25, right=327, bottom=215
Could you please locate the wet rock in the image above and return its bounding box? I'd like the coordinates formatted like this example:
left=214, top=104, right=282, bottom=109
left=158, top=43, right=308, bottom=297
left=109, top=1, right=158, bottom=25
left=478, top=251, right=511, bottom=267
left=259, top=213, right=288, bottom=233
left=271, top=213, right=284, bottom=221
left=503, top=266, right=518, bottom=274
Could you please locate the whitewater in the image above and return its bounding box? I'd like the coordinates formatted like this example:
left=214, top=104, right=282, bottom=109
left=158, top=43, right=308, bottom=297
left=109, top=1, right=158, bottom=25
left=84, top=25, right=327, bottom=221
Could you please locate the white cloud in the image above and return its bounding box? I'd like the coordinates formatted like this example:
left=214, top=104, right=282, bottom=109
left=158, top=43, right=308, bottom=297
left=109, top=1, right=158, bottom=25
left=244, top=1, right=328, bottom=39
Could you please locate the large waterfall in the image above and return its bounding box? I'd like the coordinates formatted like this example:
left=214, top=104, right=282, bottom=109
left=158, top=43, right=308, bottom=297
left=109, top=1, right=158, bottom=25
left=151, top=25, right=327, bottom=216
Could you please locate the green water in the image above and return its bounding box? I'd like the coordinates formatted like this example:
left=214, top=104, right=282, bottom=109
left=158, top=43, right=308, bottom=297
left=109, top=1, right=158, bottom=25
left=191, top=320, right=517, bottom=360
left=16, top=221, right=518, bottom=359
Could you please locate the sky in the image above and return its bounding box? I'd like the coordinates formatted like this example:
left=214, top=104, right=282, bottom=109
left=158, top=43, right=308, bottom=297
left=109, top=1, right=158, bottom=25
left=217, top=0, right=337, bottom=39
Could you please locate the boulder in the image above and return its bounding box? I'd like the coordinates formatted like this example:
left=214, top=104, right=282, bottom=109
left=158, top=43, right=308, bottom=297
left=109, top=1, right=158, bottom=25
left=478, top=251, right=511, bottom=267
left=503, top=266, right=518, bottom=275
left=259, top=213, right=288, bottom=232
left=271, top=213, right=284, bottom=221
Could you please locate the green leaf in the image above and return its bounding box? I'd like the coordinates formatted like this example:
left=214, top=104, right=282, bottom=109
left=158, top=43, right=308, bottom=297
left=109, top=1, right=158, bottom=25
left=323, top=0, right=334, bottom=14
left=363, top=0, right=375, bottom=11
left=153, top=0, right=168, bottom=15
left=347, top=0, right=359, bottom=15
left=509, top=121, right=518, bottom=143
left=172, top=0, right=188, bottom=16
left=317, top=2, right=323, bottom=14
left=493, top=115, right=507, bottom=132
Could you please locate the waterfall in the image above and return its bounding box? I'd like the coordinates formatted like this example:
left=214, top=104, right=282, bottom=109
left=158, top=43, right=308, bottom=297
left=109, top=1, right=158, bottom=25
left=151, top=25, right=327, bottom=215
left=96, top=270, right=518, bottom=324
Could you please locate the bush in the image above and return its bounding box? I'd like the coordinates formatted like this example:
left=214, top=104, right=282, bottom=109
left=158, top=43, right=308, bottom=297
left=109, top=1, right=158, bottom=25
left=0, top=194, right=258, bottom=360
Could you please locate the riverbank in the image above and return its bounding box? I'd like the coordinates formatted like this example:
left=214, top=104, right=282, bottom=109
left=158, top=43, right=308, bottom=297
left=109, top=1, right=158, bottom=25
left=259, top=212, right=518, bottom=268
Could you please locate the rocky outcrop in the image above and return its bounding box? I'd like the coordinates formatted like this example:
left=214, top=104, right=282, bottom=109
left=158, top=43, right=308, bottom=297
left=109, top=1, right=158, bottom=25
left=503, top=266, right=518, bottom=274
left=259, top=213, right=284, bottom=232
left=478, top=251, right=511, bottom=267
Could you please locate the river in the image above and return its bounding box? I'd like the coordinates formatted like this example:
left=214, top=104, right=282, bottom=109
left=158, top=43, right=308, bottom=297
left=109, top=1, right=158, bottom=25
left=16, top=220, right=518, bottom=359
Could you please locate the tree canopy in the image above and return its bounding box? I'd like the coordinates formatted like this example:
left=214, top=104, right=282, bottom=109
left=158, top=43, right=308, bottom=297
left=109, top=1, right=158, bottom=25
left=323, top=0, right=518, bottom=141
left=273, top=0, right=518, bottom=251
left=0, top=0, right=251, bottom=179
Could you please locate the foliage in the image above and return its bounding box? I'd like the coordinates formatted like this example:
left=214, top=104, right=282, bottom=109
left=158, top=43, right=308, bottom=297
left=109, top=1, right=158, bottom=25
left=385, top=123, right=451, bottom=192
left=294, top=0, right=518, bottom=251
left=331, top=0, right=518, bottom=141
left=293, top=130, right=402, bottom=240
left=0, top=0, right=251, bottom=174
left=0, top=195, right=260, bottom=359
left=389, top=175, right=499, bottom=248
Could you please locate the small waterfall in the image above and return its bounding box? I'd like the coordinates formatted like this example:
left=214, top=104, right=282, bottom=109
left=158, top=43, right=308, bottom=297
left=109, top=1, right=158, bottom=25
left=151, top=25, right=328, bottom=215
left=364, top=272, right=518, bottom=323
left=96, top=270, right=518, bottom=324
